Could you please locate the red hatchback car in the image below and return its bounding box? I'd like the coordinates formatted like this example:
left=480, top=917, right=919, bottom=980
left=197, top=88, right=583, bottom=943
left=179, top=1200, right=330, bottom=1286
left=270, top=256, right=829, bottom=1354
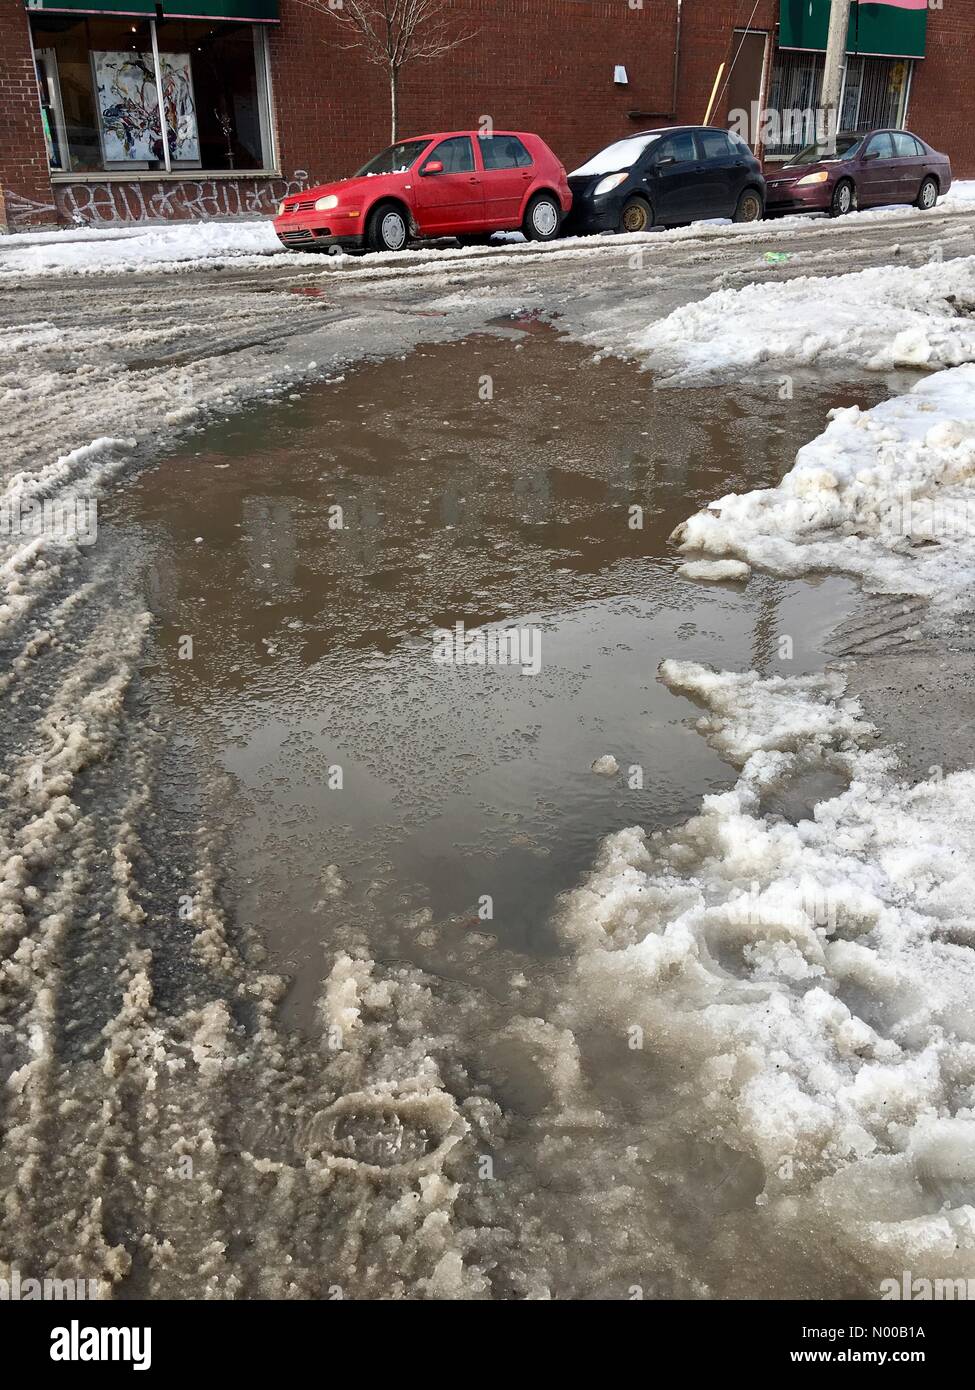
left=766, top=128, right=952, bottom=217
left=274, top=130, right=572, bottom=253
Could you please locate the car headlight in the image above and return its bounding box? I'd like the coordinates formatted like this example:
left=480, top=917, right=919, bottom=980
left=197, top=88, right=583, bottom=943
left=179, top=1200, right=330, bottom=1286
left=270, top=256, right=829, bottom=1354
left=796, top=171, right=829, bottom=186
left=315, top=195, right=339, bottom=211
left=593, top=172, right=629, bottom=197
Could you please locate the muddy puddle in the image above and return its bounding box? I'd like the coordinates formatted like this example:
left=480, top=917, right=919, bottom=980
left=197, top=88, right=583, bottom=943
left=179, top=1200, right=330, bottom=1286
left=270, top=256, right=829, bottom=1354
left=104, top=328, right=888, bottom=1023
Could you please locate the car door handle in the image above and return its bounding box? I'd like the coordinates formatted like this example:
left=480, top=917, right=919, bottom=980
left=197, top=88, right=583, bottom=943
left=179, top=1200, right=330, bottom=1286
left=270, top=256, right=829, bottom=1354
left=469, top=177, right=480, bottom=184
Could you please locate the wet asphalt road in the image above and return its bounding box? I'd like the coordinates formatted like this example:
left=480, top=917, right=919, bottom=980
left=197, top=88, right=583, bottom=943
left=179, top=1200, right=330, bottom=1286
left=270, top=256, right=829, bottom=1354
left=2, top=201, right=974, bottom=477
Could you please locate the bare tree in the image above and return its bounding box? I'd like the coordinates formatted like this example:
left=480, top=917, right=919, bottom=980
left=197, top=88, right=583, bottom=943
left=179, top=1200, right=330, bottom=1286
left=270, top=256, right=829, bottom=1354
left=297, top=0, right=477, bottom=142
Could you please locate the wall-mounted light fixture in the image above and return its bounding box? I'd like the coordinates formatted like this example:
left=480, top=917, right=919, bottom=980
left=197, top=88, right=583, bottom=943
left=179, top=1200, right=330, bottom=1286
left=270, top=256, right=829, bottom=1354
left=614, top=65, right=629, bottom=85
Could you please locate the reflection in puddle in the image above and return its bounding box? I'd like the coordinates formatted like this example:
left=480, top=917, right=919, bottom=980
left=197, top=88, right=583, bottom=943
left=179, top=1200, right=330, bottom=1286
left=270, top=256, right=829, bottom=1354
left=107, top=330, right=886, bottom=1022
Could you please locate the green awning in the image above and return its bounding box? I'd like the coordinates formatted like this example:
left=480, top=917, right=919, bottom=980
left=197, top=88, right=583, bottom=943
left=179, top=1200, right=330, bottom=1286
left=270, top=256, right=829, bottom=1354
left=25, top=0, right=279, bottom=19
left=161, top=0, right=278, bottom=19
left=779, top=0, right=927, bottom=60
left=25, top=0, right=156, bottom=14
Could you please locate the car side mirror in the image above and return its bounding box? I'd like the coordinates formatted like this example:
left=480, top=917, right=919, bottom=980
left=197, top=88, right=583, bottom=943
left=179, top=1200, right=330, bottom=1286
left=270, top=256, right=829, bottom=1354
left=655, top=155, right=676, bottom=168
left=420, top=159, right=444, bottom=176
left=863, top=150, right=880, bottom=161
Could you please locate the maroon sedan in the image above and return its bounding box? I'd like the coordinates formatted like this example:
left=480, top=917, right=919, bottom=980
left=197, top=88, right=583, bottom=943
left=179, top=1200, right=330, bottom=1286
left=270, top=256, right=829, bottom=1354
left=765, top=129, right=952, bottom=218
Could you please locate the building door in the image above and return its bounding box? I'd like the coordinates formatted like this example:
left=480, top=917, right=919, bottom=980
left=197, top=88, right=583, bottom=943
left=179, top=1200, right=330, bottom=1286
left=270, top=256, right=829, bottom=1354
left=725, top=29, right=769, bottom=152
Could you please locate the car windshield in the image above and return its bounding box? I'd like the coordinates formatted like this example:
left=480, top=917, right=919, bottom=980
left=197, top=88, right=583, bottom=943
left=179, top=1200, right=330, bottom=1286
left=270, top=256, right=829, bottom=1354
left=787, top=135, right=862, bottom=166
left=354, top=139, right=431, bottom=177
left=570, top=133, right=666, bottom=178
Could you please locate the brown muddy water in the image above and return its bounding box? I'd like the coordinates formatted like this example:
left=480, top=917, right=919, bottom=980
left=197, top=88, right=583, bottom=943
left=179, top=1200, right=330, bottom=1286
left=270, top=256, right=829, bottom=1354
left=104, top=327, right=886, bottom=1026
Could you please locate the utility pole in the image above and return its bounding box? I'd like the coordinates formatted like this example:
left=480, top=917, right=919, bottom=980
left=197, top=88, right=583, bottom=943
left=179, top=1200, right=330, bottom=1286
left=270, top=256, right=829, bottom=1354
left=821, top=0, right=853, bottom=153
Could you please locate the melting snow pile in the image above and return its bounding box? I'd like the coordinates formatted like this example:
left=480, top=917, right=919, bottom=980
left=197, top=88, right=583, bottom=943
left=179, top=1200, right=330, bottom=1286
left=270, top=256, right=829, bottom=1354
left=0, top=219, right=286, bottom=277
left=626, top=255, right=975, bottom=384
left=672, top=362, right=975, bottom=604
left=557, top=659, right=975, bottom=1286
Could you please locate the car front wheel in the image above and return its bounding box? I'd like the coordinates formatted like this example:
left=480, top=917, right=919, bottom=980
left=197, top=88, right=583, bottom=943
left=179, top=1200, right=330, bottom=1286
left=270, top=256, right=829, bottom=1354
left=829, top=180, right=855, bottom=217
left=366, top=202, right=409, bottom=253
left=733, top=188, right=764, bottom=223
left=523, top=193, right=561, bottom=242
left=916, top=176, right=939, bottom=211
left=619, top=197, right=653, bottom=234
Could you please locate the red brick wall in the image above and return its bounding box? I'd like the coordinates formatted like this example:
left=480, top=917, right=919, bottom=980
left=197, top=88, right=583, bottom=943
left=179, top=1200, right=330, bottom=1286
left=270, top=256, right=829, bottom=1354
left=0, top=0, right=58, bottom=229
left=904, top=1, right=974, bottom=169
left=270, top=0, right=679, bottom=186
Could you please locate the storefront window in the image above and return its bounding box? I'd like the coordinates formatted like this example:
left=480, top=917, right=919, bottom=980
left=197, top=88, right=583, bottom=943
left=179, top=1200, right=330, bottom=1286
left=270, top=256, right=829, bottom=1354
left=839, top=56, right=912, bottom=135
left=30, top=15, right=275, bottom=175
left=766, top=50, right=913, bottom=157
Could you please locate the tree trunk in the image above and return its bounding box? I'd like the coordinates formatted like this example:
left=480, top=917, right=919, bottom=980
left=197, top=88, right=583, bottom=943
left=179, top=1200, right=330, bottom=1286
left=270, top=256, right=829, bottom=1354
left=389, top=67, right=399, bottom=144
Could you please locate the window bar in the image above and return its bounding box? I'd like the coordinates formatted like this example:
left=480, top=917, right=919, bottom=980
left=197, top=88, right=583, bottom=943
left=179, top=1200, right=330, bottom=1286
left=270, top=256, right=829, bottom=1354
left=895, top=59, right=913, bottom=129
left=149, top=20, right=172, bottom=174
left=254, top=28, right=277, bottom=173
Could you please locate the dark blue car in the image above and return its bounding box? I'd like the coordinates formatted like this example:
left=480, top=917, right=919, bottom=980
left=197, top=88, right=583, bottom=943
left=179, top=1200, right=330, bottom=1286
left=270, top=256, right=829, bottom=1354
left=564, top=125, right=766, bottom=235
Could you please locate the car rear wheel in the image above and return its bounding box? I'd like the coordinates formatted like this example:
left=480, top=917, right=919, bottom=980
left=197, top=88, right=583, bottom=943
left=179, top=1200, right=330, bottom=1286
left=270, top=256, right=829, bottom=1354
left=618, top=197, right=653, bottom=234
left=829, top=180, right=855, bottom=218
left=733, top=188, right=764, bottom=223
left=366, top=202, right=409, bottom=253
left=916, top=176, right=939, bottom=211
left=523, top=193, right=561, bottom=242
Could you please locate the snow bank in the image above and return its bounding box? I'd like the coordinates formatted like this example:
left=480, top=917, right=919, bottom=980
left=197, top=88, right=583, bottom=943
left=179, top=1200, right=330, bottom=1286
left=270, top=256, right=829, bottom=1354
left=556, top=659, right=975, bottom=1282
left=623, top=255, right=975, bottom=384
left=0, top=219, right=286, bottom=277
left=672, top=362, right=975, bottom=601
left=944, top=179, right=975, bottom=207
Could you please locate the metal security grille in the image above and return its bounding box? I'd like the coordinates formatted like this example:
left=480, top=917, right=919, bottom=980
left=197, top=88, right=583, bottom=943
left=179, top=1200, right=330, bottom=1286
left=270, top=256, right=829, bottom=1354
left=840, top=56, right=912, bottom=133
left=765, top=50, right=913, bottom=156
left=765, top=50, right=824, bottom=155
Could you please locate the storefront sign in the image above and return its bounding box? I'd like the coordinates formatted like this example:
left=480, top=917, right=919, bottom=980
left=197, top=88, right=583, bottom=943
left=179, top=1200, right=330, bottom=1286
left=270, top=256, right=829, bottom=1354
left=779, top=0, right=927, bottom=59
left=24, top=0, right=279, bottom=20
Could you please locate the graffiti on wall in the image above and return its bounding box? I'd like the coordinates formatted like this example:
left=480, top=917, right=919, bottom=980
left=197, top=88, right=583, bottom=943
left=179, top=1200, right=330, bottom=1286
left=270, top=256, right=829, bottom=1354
left=55, top=171, right=310, bottom=226
left=3, top=171, right=310, bottom=231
